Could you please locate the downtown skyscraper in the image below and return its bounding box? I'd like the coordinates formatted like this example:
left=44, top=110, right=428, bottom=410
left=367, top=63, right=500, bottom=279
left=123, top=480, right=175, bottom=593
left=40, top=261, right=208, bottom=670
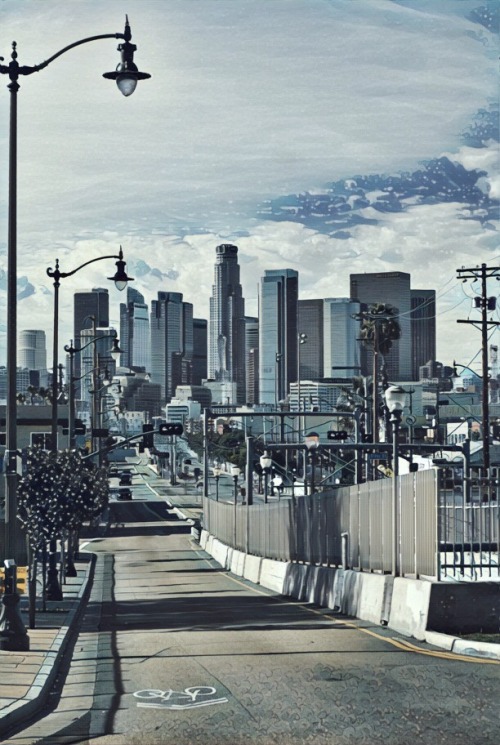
left=119, top=287, right=150, bottom=373
left=150, top=291, right=193, bottom=402
left=259, top=269, right=298, bottom=405
left=208, top=244, right=246, bottom=405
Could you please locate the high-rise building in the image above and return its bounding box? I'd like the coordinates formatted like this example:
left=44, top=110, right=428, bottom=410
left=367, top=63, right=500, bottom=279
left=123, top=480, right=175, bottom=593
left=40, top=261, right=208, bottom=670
left=208, top=244, right=246, bottom=404
left=73, top=288, right=109, bottom=387
left=78, top=326, right=118, bottom=411
left=323, top=298, right=361, bottom=378
left=244, top=316, right=259, bottom=404
left=18, top=329, right=48, bottom=387
left=349, top=271, right=412, bottom=381
left=119, top=287, right=150, bottom=372
left=298, top=300, right=323, bottom=380
left=150, top=292, right=193, bottom=402
left=411, top=289, right=436, bottom=380
left=192, top=318, right=208, bottom=386
left=259, top=269, right=298, bottom=405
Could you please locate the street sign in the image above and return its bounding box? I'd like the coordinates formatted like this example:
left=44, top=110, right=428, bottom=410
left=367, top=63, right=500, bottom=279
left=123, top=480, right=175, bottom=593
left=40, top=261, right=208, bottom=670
left=367, top=452, right=388, bottom=460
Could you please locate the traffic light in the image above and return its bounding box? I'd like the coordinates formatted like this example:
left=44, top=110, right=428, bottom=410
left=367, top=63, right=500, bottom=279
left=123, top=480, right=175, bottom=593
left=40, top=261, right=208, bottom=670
left=142, top=423, right=154, bottom=448
left=327, top=430, right=348, bottom=440
left=158, top=422, right=184, bottom=436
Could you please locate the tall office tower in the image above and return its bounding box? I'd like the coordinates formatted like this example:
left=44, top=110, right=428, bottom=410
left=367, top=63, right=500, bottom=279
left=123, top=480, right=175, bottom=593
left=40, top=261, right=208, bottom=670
left=259, top=269, right=299, bottom=405
left=18, top=329, right=48, bottom=387
left=323, top=298, right=361, bottom=378
left=150, top=291, right=194, bottom=402
left=208, top=244, right=246, bottom=404
left=73, top=288, right=109, bottom=386
left=411, top=289, right=436, bottom=380
left=298, top=300, right=323, bottom=380
left=119, top=287, right=150, bottom=372
left=244, top=316, right=258, bottom=404
left=79, top=327, right=118, bottom=410
left=192, top=318, right=208, bottom=385
left=349, top=271, right=412, bottom=381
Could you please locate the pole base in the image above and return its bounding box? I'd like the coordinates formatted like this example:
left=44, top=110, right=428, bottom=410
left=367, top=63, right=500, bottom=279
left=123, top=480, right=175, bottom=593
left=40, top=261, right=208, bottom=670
left=0, top=592, right=30, bottom=651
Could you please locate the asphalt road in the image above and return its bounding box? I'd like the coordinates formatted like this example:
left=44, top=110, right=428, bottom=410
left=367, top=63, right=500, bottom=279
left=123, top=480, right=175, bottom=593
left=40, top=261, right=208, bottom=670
left=6, top=477, right=500, bottom=745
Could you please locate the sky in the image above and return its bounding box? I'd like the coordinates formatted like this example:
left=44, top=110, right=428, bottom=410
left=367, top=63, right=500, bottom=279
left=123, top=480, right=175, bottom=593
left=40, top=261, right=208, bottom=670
left=0, top=0, right=498, bottom=377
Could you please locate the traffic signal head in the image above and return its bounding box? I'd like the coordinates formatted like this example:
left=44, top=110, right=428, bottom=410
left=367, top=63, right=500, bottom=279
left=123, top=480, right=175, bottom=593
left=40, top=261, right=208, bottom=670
left=142, top=423, right=154, bottom=448
left=327, top=430, right=348, bottom=440
left=158, top=422, right=184, bottom=436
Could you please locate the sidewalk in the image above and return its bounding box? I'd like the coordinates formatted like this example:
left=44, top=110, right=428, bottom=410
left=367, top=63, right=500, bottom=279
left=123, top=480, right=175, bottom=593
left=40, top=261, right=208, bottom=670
left=0, top=553, right=94, bottom=737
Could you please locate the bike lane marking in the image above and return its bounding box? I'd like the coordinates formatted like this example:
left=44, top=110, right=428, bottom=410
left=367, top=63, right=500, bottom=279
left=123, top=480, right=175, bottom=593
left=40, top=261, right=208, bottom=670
left=133, top=686, right=229, bottom=710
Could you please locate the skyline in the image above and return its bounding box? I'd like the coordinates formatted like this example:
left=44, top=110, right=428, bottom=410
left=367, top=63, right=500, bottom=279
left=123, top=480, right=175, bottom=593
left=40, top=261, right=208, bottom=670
left=0, top=0, right=498, bottom=373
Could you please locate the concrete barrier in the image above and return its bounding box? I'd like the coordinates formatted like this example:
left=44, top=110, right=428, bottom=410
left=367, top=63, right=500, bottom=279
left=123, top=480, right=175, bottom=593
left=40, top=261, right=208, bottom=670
left=259, top=558, right=289, bottom=593
left=242, top=555, right=262, bottom=584
left=283, top=564, right=339, bottom=608
left=389, top=577, right=432, bottom=640
left=230, top=550, right=246, bottom=576
left=211, top=539, right=228, bottom=569
left=199, top=530, right=208, bottom=550
left=358, top=573, right=393, bottom=625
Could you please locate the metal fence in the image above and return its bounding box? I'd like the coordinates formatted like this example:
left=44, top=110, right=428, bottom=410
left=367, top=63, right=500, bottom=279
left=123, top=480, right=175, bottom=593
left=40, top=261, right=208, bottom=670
left=203, top=470, right=435, bottom=577
left=202, top=469, right=500, bottom=579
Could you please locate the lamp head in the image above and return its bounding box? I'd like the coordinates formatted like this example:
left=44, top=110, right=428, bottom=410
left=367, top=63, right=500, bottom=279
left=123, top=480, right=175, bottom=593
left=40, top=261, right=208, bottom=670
left=304, top=432, right=320, bottom=450
left=108, top=246, right=133, bottom=290
left=110, top=337, right=123, bottom=362
left=384, top=385, right=407, bottom=413
left=260, top=452, right=272, bottom=471
left=103, top=16, right=151, bottom=96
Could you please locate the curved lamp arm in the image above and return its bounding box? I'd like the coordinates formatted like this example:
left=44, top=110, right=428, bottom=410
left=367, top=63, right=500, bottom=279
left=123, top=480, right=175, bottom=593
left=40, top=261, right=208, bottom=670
left=47, top=246, right=133, bottom=289
left=0, top=16, right=150, bottom=95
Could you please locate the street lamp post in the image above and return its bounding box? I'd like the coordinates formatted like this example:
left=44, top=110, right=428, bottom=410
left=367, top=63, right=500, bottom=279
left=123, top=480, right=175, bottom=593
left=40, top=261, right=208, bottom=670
left=231, top=465, right=241, bottom=548
left=213, top=466, right=222, bottom=501
left=384, top=385, right=407, bottom=577
left=47, top=248, right=132, bottom=452
left=304, top=432, right=320, bottom=495
left=260, top=452, right=272, bottom=504
left=0, top=16, right=148, bottom=652
left=64, top=335, right=122, bottom=449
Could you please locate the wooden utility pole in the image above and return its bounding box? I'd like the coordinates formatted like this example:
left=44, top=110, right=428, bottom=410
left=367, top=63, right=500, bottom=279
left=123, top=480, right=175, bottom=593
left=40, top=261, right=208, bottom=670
left=457, top=263, right=500, bottom=473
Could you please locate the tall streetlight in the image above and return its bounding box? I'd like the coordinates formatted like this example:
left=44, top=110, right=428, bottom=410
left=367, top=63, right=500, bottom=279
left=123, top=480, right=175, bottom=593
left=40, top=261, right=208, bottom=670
left=213, top=465, right=222, bottom=501
left=384, top=385, right=407, bottom=577
left=47, top=248, right=132, bottom=452
left=0, top=16, right=149, bottom=630
left=260, top=452, right=272, bottom=503
left=304, top=431, right=320, bottom=495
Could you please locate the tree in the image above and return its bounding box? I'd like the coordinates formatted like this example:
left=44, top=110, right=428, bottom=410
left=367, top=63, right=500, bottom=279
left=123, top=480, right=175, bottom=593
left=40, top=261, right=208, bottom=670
left=17, top=447, right=109, bottom=590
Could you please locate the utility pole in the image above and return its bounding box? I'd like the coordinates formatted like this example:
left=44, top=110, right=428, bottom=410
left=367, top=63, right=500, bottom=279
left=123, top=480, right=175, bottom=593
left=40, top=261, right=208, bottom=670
left=457, top=263, right=500, bottom=473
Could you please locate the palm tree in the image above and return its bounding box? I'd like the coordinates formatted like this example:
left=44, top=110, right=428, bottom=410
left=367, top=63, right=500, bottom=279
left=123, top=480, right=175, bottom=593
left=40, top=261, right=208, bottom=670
left=27, top=384, right=38, bottom=405
left=357, top=303, right=401, bottom=442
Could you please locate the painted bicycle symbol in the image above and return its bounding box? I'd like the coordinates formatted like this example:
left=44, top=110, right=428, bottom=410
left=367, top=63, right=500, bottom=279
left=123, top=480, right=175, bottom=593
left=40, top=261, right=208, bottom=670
left=134, top=686, right=229, bottom=710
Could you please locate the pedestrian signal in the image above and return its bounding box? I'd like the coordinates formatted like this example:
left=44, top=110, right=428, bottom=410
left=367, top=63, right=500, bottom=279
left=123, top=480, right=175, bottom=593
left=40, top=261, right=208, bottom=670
left=327, top=430, right=348, bottom=440
left=158, top=422, right=184, bottom=436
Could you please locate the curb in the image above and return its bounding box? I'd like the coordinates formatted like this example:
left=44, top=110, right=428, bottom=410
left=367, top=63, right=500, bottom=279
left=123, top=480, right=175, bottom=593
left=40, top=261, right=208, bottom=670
left=0, top=554, right=95, bottom=736
left=424, top=629, right=500, bottom=660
